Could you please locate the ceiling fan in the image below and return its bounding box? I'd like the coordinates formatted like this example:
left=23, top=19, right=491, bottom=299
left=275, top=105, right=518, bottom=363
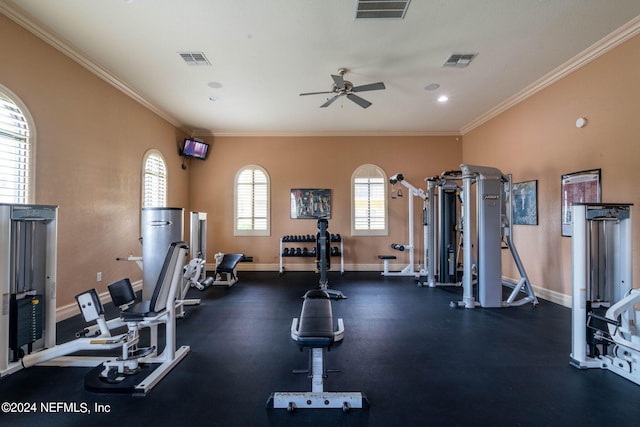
left=300, top=68, right=385, bottom=109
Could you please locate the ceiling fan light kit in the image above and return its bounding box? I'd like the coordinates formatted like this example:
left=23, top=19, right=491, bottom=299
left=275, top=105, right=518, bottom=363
left=300, top=68, right=386, bottom=109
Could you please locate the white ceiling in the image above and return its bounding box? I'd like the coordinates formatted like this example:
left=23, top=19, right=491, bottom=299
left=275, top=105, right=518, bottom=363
left=2, top=0, right=640, bottom=136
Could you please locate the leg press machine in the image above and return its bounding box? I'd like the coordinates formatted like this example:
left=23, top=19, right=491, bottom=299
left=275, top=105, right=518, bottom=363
left=21, top=241, right=190, bottom=395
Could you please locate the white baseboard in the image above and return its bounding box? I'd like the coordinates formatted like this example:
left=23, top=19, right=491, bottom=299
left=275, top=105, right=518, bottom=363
left=231, top=264, right=573, bottom=307
left=503, top=275, right=571, bottom=308
left=229, top=262, right=405, bottom=273
left=531, top=285, right=571, bottom=308
left=56, top=279, right=143, bottom=322
left=56, top=270, right=570, bottom=321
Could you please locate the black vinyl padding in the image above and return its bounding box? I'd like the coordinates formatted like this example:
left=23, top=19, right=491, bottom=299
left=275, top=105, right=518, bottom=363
left=295, top=290, right=334, bottom=348
left=216, top=253, right=245, bottom=273
left=107, top=278, right=136, bottom=307
left=116, top=241, right=187, bottom=321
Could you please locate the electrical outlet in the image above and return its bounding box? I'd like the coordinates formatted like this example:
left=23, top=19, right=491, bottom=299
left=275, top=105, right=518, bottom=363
left=97, top=272, right=102, bottom=282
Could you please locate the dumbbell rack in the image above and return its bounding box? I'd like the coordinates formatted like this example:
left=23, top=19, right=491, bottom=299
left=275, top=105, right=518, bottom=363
left=279, top=235, right=344, bottom=275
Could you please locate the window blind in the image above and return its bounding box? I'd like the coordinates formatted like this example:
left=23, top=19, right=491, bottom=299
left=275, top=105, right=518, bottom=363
left=0, top=94, right=31, bottom=204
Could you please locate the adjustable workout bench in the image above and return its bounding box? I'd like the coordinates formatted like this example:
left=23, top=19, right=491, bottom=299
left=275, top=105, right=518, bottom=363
left=211, top=253, right=246, bottom=287
left=267, top=289, right=368, bottom=412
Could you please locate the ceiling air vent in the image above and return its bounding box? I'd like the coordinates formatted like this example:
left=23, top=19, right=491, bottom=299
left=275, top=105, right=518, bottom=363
left=178, top=51, right=211, bottom=66
left=355, top=0, right=411, bottom=20
left=443, top=53, right=477, bottom=68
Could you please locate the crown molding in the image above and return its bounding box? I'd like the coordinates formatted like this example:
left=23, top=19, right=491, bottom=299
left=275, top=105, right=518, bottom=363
left=460, top=15, right=640, bottom=135
left=4, top=1, right=637, bottom=139
left=191, top=129, right=461, bottom=138
left=0, top=1, right=186, bottom=131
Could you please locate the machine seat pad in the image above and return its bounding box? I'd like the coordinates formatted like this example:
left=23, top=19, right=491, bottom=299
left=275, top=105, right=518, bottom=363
left=217, top=253, right=245, bottom=273
left=296, top=290, right=334, bottom=348
left=119, top=301, right=160, bottom=321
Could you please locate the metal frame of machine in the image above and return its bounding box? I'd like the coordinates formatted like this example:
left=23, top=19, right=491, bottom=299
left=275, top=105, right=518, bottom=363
left=0, top=203, right=58, bottom=378
left=385, top=173, right=427, bottom=278
left=569, top=203, right=640, bottom=386
left=452, top=164, right=538, bottom=308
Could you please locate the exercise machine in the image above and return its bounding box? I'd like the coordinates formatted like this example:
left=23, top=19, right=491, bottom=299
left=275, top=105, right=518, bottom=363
left=569, top=203, right=640, bottom=385
left=21, top=241, right=191, bottom=395
left=211, top=252, right=246, bottom=287
left=185, top=210, right=215, bottom=289
left=267, top=289, right=368, bottom=412
left=383, top=173, right=427, bottom=278
left=121, top=208, right=201, bottom=315
left=0, top=204, right=57, bottom=378
left=424, top=171, right=464, bottom=288
left=118, top=207, right=184, bottom=300
left=174, top=211, right=211, bottom=311
left=316, top=218, right=345, bottom=299
left=141, top=207, right=184, bottom=299
left=452, top=164, right=538, bottom=308
left=190, top=212, right=207, bottom=271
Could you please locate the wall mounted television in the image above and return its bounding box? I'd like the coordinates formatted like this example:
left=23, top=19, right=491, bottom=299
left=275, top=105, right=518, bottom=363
left=181, top=138, right=209, bottom=160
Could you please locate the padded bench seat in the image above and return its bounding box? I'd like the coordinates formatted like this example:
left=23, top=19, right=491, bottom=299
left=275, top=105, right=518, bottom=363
left=378, top=255, right=397, bottom=275
left=295, top=290, right=334, bottom=348
left=216, top=253, right=245, bottom=273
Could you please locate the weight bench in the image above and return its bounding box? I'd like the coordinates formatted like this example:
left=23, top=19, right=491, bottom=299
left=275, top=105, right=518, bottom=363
left=211, top=253, right=245, bottom=287
left=378, top=255, right=397, bottom=275
left=267, top=289, right=368, bottom=412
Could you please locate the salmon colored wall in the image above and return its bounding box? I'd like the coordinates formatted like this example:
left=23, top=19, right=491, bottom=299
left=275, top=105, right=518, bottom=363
left=188, top=136, right=462, bottom=271
left=7, top=8, right=637, bottom=312
left=0, top=15, right=190, bottom=310
left=463, top=33, right=640, bottom=303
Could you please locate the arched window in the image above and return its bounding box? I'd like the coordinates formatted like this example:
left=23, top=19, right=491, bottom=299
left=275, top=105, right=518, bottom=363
left=142, top=149, right=167, bottom=208
left=351, top=164, right=388, bottom=235
left=0, top=87, right=34, bottom=204
left=235, top=165, right=270, bottom=236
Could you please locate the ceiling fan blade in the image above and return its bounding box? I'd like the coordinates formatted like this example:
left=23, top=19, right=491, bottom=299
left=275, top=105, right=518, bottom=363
left=331, top=74, right=345, bottom=90
left=352, top=82, right=386, bottom=92
left=347, top=93, right=372, bottom=108
left=320, top=95, right=341, bottom=108
left=300, top=91, right=335, bottom=96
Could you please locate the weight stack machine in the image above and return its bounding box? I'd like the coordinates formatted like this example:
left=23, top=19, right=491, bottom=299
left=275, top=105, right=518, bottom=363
left=141, top=207, right=184, bottom=300
left=570, top=203, right=635, bottom=381
left=0, top=204, right=57, bottom=377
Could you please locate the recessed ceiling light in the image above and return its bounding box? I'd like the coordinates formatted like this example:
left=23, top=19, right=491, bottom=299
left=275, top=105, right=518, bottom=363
left=209, top=96, right=219, bottom=102
left=208, top=81, right=223, bottom=89
left=437, top=95, right=449, bottom=103
left=424, top=83, right=440, bottom=91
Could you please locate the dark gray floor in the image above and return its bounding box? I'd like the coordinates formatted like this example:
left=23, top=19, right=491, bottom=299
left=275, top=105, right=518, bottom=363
left=1, top=271, right=639, bottom=426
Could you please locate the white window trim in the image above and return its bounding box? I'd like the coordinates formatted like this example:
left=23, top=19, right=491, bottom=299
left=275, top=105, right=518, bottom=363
left=351, top=163, right=388, bottom=236
left=141, top=149, right=168, bottom=208
left=234, top=164, right=270, bottom=237
left=0, top=84, right=36, bottom=204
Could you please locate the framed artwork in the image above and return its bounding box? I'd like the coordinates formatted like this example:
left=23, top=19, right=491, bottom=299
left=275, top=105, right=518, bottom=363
left=290, top=188, right=331, bottom=219
left=561, top=169, right=601, bottom=236
left=512, top=180, right=538, bottom=225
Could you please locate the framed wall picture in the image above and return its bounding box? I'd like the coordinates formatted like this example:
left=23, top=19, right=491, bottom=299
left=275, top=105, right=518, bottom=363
left=512, top=180, right=538, bottom=225
left=561, top=169, right=601, bottom=236
left=290, top=188, right=331, bottom=219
